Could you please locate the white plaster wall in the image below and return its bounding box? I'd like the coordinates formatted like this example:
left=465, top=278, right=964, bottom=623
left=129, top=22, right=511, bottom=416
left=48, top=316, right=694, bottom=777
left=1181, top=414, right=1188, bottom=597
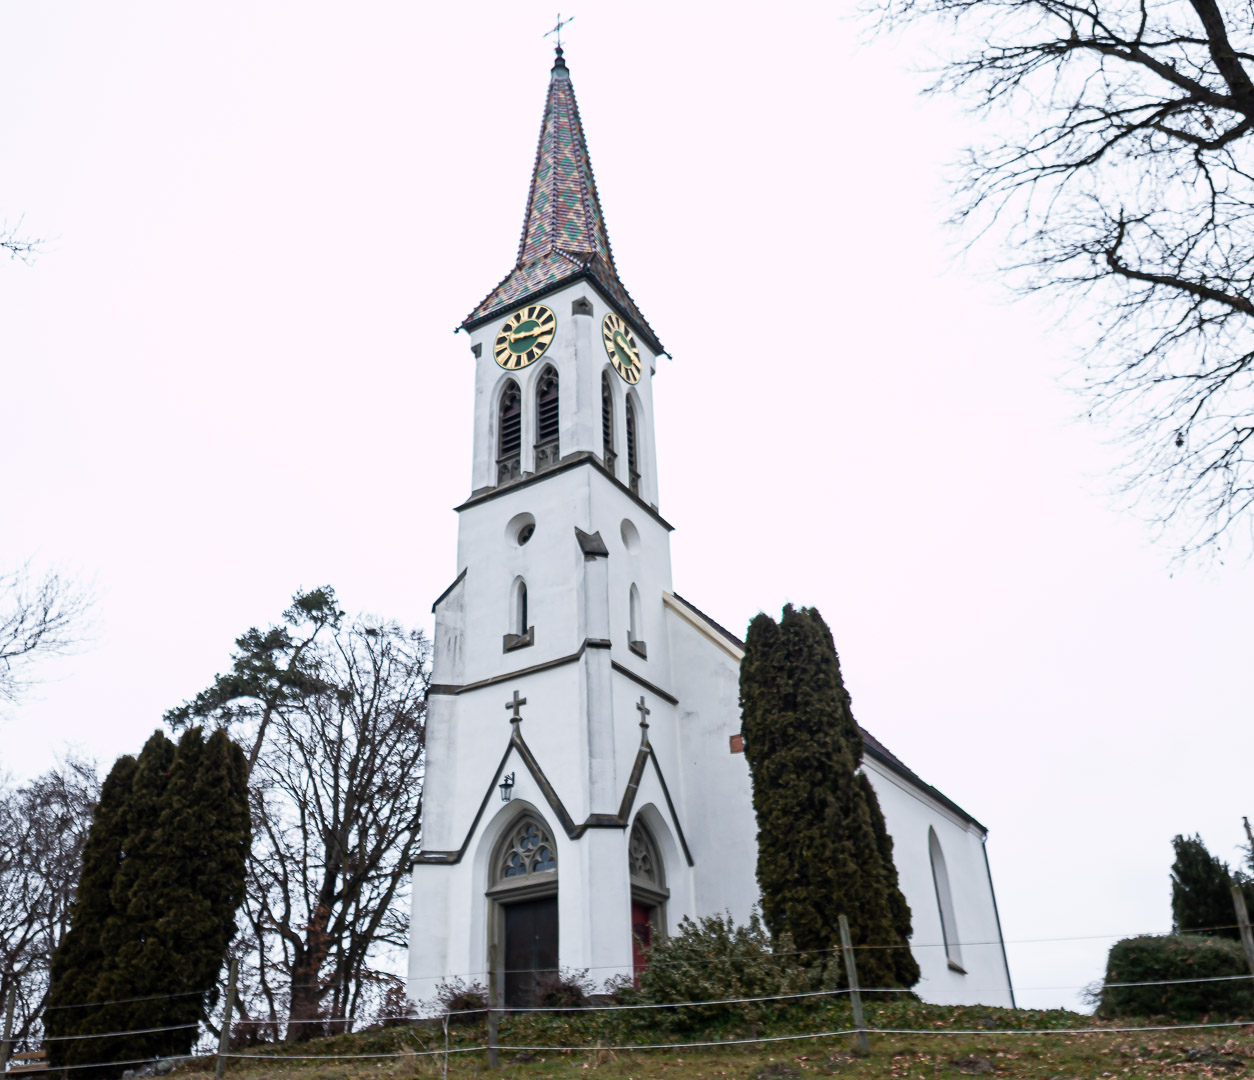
left=862, top=759, right=1014, bottom=1007
left=664, top=606, right=760, bottom=925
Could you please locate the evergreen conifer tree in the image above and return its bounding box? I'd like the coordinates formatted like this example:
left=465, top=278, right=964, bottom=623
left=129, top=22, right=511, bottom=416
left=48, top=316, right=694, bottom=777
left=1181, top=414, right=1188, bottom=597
left=740, top=604, right=919, bottom=988
left=1171, top=834, right=1254, bottom=940
left=46, top=729, right=249, bottom=1076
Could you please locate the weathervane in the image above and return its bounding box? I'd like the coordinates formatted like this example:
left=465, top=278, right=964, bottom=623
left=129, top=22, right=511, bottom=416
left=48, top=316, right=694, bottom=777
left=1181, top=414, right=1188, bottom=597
left=545, top=12, right=574, bottom=50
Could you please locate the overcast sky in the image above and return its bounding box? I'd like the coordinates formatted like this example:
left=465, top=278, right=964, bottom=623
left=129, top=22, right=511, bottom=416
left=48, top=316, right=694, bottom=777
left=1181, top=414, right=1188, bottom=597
left=3, top=1, right=1252, bottom=1013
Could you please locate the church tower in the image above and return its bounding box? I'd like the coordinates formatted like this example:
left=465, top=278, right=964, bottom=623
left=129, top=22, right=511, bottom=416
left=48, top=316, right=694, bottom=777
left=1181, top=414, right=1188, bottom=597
left=410, top=45, right=707, bottom=1008
left=409, top=44, right=1016, bottom=1014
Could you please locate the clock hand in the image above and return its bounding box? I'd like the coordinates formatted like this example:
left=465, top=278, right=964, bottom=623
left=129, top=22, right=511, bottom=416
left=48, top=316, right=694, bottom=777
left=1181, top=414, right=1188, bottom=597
left=508, top=326, right=548, bottom=343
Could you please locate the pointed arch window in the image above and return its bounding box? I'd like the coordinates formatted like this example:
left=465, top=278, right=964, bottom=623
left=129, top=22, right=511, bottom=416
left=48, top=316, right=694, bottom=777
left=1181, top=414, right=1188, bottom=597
left=929, top=827, right=965, bottom=973
left=625, top=395, right=640, bottom=495
left=498, top=380, right=522, bottom=484
left=535, top=367, right=560, bottom=472
left=602, top=373, right=616, bottom=473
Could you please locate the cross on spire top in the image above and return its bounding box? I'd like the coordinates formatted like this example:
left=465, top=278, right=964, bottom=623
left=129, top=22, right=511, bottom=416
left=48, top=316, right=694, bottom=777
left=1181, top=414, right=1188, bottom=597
left=506, top=689, right=527, bottom=723
left=545, top=12, right=574, bottom=50
left=636, top=696, right=651, bottom=726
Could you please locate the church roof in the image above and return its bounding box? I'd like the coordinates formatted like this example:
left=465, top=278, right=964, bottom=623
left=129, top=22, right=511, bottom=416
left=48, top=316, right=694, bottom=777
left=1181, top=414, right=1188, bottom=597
left=461, top=48, right=664, bottom=355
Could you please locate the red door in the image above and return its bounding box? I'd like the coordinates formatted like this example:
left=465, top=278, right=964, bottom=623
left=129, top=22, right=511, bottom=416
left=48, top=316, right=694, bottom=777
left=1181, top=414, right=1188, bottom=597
left=631, top=903, right=652, bottom=977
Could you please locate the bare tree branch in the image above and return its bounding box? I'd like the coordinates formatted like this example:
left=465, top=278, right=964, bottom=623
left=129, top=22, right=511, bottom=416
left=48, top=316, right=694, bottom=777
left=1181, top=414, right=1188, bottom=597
left=0, top=564, right=94, bottom=707
left=870, top=0, right=1254, bottom=556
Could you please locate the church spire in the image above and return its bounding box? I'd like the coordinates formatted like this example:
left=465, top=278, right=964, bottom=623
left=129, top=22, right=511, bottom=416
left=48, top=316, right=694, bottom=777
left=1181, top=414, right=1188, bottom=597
left=462, top=47, right=662, bottom=354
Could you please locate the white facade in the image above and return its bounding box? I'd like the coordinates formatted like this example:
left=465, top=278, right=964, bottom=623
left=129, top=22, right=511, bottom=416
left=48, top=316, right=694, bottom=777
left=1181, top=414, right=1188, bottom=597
left=408, top=50, right=1014, bottom=1012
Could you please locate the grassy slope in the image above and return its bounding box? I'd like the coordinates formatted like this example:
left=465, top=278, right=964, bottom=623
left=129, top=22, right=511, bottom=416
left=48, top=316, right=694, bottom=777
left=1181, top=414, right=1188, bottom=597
left=171, top=1003, right=1254, bottom=1080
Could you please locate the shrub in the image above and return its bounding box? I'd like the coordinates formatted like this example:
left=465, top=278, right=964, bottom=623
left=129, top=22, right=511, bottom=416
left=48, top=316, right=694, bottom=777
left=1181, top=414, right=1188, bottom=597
left=1097, top=934, right=1254, bottom=1020
left=375, top=983, right=417, bottom=1028
left=631, top=912, right=819, bottom=1030
left=538, top=968, right=596, bottom=1010
left=430, top=978, right=488, bottom=1025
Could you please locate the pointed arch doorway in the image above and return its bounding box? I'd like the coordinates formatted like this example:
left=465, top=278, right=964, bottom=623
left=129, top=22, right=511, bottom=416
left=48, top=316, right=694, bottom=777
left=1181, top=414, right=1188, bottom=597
left=628, top=818, right=668, bottom=977
left=488, top=815, right=559, bottom=1007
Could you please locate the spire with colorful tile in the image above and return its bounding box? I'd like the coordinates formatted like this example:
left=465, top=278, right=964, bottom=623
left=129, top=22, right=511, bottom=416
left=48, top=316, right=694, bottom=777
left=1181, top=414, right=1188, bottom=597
left=462, top=44, right=662, bottom=354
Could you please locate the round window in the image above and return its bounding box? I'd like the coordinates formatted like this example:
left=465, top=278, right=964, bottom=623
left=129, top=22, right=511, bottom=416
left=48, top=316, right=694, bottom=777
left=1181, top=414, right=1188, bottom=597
left=506, top=512, right=536, bottom=547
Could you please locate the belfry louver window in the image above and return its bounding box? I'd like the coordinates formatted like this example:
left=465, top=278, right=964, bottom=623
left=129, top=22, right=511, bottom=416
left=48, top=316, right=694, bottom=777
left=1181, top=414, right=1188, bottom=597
left=625, top=396, right=640, bottom=495
left=602, top=373, right=616, bottom=473
left=498, top=381, right=522, bottom=485
left=535, top=367, right=560, bottom=472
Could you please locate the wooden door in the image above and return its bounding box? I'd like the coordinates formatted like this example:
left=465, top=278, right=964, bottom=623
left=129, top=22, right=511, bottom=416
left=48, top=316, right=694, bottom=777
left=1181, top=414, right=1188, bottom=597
left=503, top=896, right=558, bottom=1008
left=631, top=902, right=653, bottom=977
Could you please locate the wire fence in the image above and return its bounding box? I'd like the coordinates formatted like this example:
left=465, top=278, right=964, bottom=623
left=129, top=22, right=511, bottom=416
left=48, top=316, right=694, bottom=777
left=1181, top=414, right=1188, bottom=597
left=14, top=920, right=1254, bottom=1076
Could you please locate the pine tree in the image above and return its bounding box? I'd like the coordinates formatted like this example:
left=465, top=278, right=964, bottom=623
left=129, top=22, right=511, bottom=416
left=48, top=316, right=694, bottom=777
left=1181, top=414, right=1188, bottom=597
left=740, top=604, right=919, bottom=988
left=46, top=729, right=249, bottom=1075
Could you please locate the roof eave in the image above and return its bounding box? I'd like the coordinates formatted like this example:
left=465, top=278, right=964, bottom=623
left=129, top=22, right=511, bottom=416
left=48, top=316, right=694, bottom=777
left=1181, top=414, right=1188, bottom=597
left=460, top=267, right=665, bottom=356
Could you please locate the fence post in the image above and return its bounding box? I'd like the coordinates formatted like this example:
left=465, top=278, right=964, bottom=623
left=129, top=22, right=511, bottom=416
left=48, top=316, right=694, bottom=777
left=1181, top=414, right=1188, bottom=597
left=487, top=943, right=500, bottom=1069
left=216, top=958, right=239, bottom=1080
left=1232, top=885, right=1254, bottom=977
left=838, top=914, right=870, bottom=1056
left=2, top=986, right=15, bottom=1069
left=442, top=1011, right=449, bottom=1080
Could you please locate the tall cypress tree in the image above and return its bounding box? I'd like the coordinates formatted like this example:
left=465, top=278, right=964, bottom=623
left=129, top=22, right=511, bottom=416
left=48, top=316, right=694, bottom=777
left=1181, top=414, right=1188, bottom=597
left=45, top=754, right=138, bottom=1066
left=46, top=729, right=250, bottom=1075
left=740, top=604, right=918, bottom=988
left=1170, top=834, right=1254, bottom=940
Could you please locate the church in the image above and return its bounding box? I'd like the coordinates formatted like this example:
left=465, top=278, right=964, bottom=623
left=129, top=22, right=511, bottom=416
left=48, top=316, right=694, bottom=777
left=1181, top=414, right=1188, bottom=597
left=407, top=45, right=1015, bottom=1012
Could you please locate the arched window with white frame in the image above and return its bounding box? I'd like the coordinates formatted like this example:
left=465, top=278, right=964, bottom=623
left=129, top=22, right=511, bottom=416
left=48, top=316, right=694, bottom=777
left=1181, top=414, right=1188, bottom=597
left=497, top=379, right=522, bottom=484
left=628, top=583, right=646, bottom=658
left=534, top=365, right=560, bottom=472
left=505, top=577, right=532, bottom=651
left=929, top=827, right=964, bottom=972
left=625, top=393, right=640, bottom=494
left=601, top=371, right=616, bottom=473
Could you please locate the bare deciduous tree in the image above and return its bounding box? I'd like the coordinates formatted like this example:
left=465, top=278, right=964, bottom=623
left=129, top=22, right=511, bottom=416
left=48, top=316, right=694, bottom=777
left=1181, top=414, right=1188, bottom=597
left=872, top=0, right=1254, bottom=555
left=0, top=756, right=99, bottom=1058
left=0, top=564, right=93, bottom=707
left=168, top=590, right=428, bottom=1039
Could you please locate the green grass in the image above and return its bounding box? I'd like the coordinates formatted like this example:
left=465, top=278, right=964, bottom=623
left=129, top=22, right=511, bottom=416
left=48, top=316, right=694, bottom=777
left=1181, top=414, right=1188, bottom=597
left=166, top=1002, right=1254, bottom=1080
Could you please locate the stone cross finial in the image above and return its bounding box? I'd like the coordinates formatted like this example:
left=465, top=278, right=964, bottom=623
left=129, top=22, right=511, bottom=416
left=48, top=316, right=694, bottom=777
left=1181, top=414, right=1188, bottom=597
left=636, top=696, right=650, bottom=727
left=506, top=689, right=527, bottom=723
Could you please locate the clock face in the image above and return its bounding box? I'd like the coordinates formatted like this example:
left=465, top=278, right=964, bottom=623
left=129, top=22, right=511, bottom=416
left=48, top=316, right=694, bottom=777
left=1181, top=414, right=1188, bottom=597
left=493, top=305, right=557, bottom=370
left=602, top=313, right=642, bottom=384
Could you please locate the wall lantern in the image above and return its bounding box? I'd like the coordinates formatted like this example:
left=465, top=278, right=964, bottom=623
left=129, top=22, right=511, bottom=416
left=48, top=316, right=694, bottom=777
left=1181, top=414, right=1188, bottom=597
left=499, top=772, right=515, bottom=802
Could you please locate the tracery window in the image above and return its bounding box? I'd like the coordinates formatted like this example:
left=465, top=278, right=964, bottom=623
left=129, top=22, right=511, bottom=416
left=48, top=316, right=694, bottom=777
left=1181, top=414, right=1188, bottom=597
left=498, top=380, right=522, bottom=484
left=535, top=367, right=560, bottom=472
left=629, top=819, right=660, bottom=888
left=496, top=817, right=558, bottom=883
left=625, top=395, right=640, bottom=495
